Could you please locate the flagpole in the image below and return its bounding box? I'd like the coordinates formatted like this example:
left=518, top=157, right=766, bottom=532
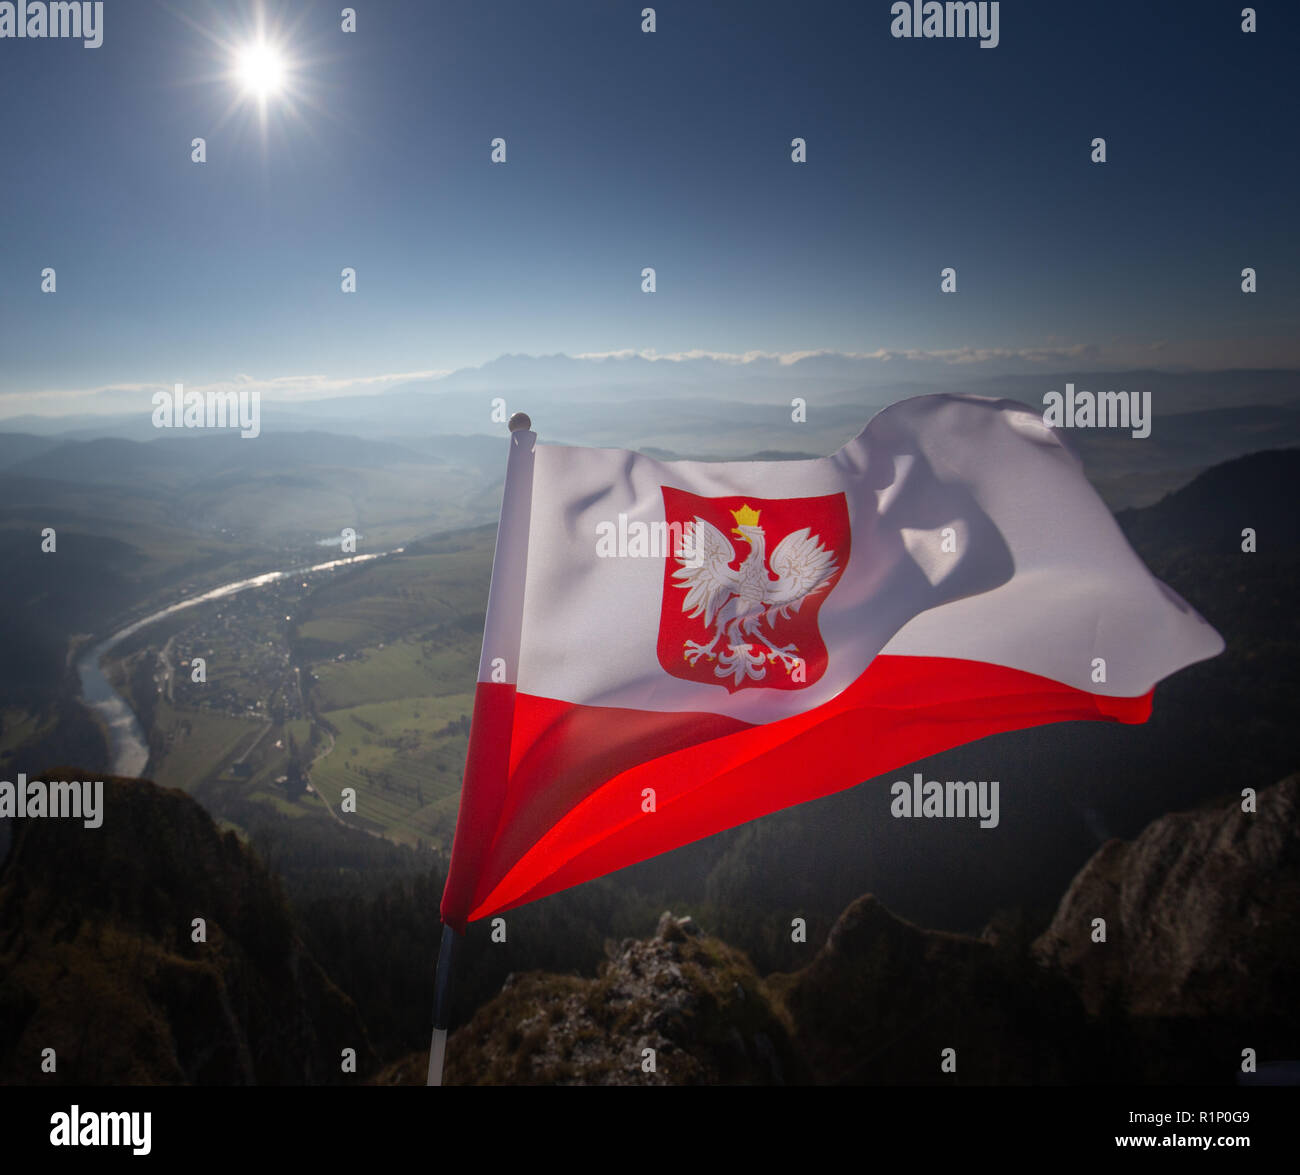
left=426, top=923, right=458, bottom=1085
left=427, top=410, right=536, bottom=1087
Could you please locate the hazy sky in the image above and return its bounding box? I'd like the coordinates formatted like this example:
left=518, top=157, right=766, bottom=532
left=1, top=0, right=1296, bottom=413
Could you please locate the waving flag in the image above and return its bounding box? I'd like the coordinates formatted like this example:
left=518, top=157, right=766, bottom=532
left=439, top=394, right=1223, bottom=930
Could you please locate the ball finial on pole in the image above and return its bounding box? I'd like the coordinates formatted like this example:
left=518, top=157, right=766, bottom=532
left=508, top=412, right=532, bottom=433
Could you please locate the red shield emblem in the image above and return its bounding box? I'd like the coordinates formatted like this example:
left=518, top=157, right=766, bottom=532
left=656, top=487, right=850, bottom=693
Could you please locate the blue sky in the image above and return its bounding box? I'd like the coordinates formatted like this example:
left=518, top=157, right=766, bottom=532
left=0, top=0, right=1296, bottom=413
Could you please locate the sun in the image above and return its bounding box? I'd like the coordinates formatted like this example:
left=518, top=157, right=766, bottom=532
left=234, top=40, right=286, bottom=99
left=191, top=4, right=327, bottom=148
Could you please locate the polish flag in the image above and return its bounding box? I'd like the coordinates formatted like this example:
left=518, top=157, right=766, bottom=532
left=439, top=394, right=1223, bottom=929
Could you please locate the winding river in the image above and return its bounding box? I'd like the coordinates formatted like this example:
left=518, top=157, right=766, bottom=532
left=76, top=549, right=402, bottom=777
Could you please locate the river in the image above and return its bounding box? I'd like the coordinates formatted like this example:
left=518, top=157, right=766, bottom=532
left=76, top=549, right=402, bottom=777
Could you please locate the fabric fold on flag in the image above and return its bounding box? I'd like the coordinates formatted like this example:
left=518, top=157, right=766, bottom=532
left=440, top=394, right=1224, bottom=930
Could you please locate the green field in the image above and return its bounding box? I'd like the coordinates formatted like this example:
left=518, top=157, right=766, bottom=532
left=311, top=638, right=477, bottom=710
left=146, top=700, right=270, bottom=793
left=309, top=694, right=473, bottom=846
left=290, top=536, right=495, bottom=845
left=295, top=549, right=488, bottom=650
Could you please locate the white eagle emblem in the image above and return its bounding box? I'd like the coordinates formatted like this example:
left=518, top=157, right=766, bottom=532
left=673, top=504, right=839, bottom=687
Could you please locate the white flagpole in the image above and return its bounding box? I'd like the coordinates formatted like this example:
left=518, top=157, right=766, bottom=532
left=427, top=410, right=536, bottom=1087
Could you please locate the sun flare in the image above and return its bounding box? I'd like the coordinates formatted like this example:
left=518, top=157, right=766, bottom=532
left=201, top=7, right=331, bottom=148
left=234, top=41, right=286, bottom=99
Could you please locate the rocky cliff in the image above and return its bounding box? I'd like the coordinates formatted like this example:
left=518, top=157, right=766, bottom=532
left=1033, top=775, right=1300, bottom=1022
left=0, top=774, right=374, bottom=1084
left=433, top=912, right=807, bottom=1085
left=398, top=775, right=1299, bottom=1085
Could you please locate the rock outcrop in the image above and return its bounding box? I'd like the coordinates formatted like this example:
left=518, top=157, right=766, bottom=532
left=1033, top=775, right=1300, bottom=1022
left=0, top=774, right=374, bottom=1084
left=425, top=912, right=807, bottom=1085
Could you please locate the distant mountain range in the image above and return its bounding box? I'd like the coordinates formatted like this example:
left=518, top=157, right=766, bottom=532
left=3, top=358, right=1296, bottom=451
left=1, top=371, right=1297, bottom=512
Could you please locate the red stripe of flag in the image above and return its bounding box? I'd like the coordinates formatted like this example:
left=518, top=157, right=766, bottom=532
left=441, top=653, right=1150, bottom=929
